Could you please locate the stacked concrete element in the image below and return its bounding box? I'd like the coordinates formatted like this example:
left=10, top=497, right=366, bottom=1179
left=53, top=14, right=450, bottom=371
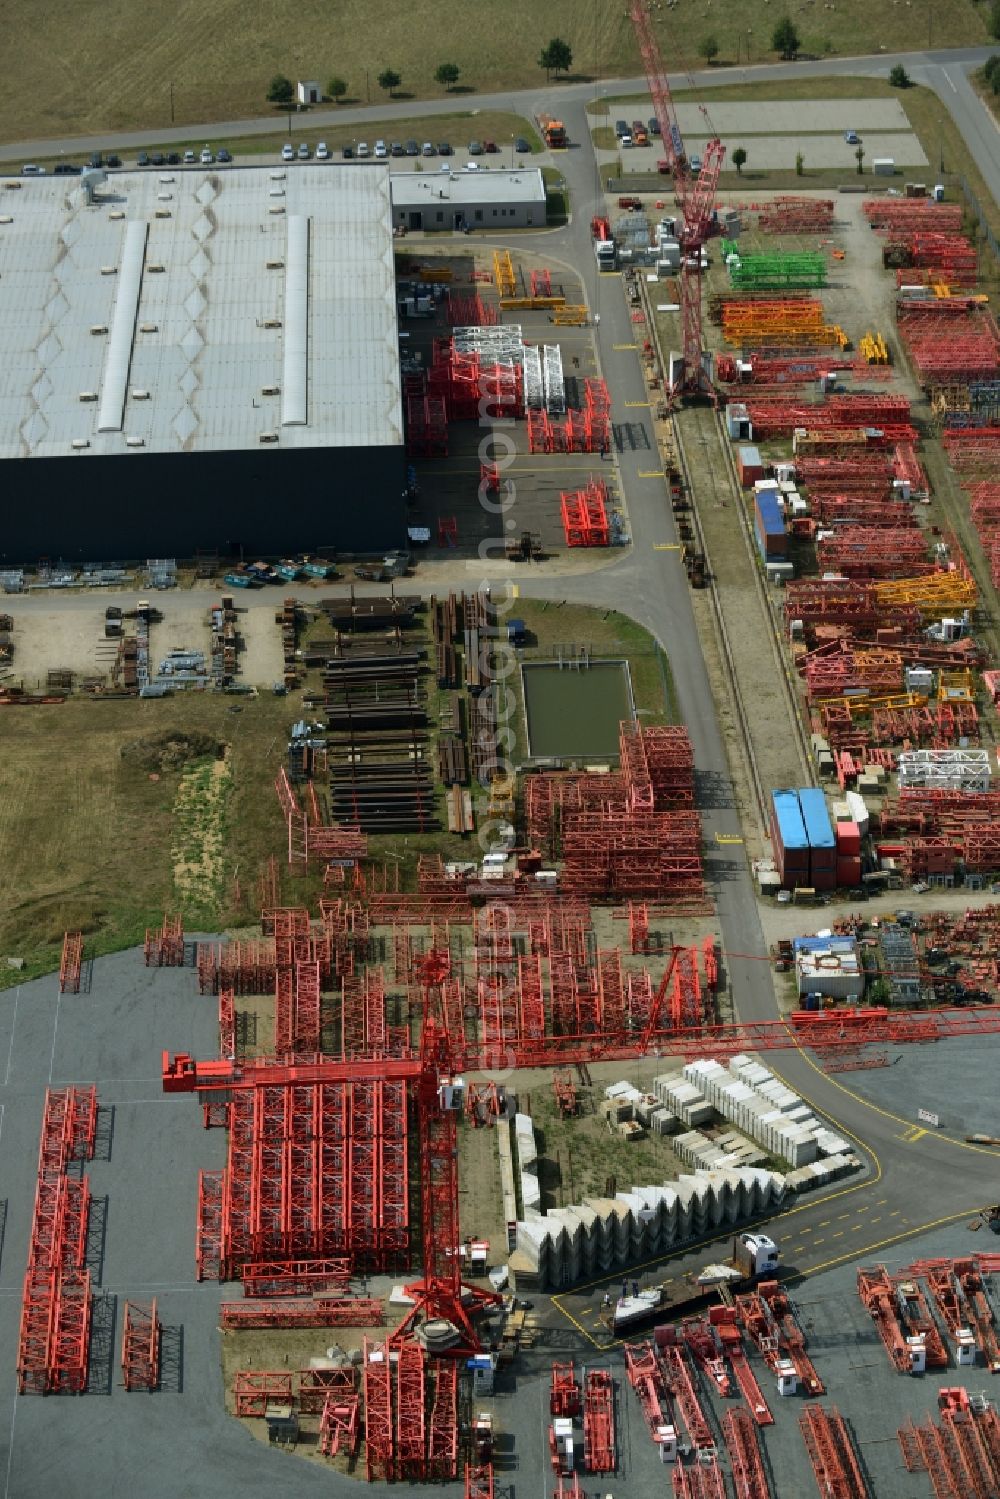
left=507, top=1112, right=787, bottom=1291
left=678, top=1058, right=857, bottom=1188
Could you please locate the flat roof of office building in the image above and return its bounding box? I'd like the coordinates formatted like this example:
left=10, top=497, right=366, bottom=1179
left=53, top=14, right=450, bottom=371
left=0, top=163, right=402, bottom=459
left=389, top=166, right=546, bottom=208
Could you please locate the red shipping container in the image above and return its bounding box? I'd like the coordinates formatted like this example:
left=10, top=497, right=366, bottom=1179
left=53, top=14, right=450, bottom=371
left=835, top=820, right=861, bottom=855
left=812, top=867, right=837, bottom=891
left=837, top=856, right=862, bottom=887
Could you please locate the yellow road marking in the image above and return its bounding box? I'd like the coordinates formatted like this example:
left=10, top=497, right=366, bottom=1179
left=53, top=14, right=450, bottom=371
left=837, top=1212, right=850, bottom=1220
left=509, top=584, right=520, bottom=599
left=798, top=1227, right=812, bottom=1235
left=715, top=834, right=744, bottom=845
left=851, top=1224, right=863, bottom=1232
left=817, top=1220, right=830, bottom=1228
left=638, top=470, right=666, bottom=478
left=870, top=1217, right=882, bottom=1225
left=653, top=542, right=680, bottom=551
left=802, top=1206, right=978, bottom=1278
left=625, top=400, right=651, bottom=408
left=814, top=1238, right=825, bottom=1246
left=832, top=1231, right=844, bottom=1239
left=613, top=343, right=638, bottom=350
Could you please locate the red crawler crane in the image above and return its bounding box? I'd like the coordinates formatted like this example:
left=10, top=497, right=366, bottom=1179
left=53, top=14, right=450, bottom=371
left=629, top=0, right=725, bottom=398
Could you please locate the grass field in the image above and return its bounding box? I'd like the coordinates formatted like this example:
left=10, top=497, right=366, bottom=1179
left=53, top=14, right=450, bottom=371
left=0, top=694, right=293, bottom=986
left=6, top=2, right=988, bottom=145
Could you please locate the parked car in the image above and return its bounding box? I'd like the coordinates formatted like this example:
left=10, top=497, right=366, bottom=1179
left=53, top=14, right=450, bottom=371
left=166, top=151, right=180, bottom=165
left=216, top=148, right=232, bottom=163
left=483, top=139, right=498, bottom=153
left=648, top=117, right=661, bottom=136
left=422, top=141, right=435, bottom=156
left=690, top=155, right=702, bottom=175
left=297, top=143, right=310, bottom=159
left=315, top=141, right=329, bottom=160
left=151, top=152, right=165, bottom=166
left=21, top=164, right=45, bottom=174
left=620, top=133, right=633, bottom=148
left=183, top=149, right=197, bottom=164
left=88, top=152, right=103, bottom=169
left=515, top=136, right=530, bottom=153
left=281, top=143, right=295, bottom=161
left=54, top=162, right=82, bottom=175
left=200, top=148, right=213, bottom=164
left=390, top=141, right=404, bottom=156
left=357, top=140, right=370, bottom=157
left=615, top=119, right=628, bottom=138
left=467, top=140, right=483, bottom=155
left=374, top=139, right=387, bottom=158
left=404, top=139, right=419, bottom=156
left=106, top=154, right=121, bottom=168
left=844, top=129, right=860, bottom=145
left=438, top=141, right=453, bottom=155
left=136, top=151, right=150, bottom=167
left=342, top=144, right=354, bottom=158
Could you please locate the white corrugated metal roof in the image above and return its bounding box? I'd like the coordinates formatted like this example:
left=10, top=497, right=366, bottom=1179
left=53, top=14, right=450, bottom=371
left=0, top=164, right=402, bottom=458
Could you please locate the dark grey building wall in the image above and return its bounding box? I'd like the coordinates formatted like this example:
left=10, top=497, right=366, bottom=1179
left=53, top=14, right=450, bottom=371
left=0, top=444, right=407, bottom=563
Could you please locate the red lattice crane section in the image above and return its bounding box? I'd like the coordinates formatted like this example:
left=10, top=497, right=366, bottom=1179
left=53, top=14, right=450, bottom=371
left=660, top=1343, right=714, bottom=1452
left=364, top=1338, right=395, bottom=1480
left=465, top=1463, right=494, bottom=1499
left=723, top=1407, right=773, bottom=1499
left=59, top=930, right=84, bottom=994
left=320, top=1390, right=361, bottom=1457
left=427, top=1361, right=459, bottom=1480
left=672, top=1456, right=727, bottom=1499
left=17, top=1088, right=98, bottom=1395
left=583, top=1368, right=616, bottom=1472
left=550, top=1360, right=581, bottom=1417
left=121, top=1299, right=161, bottom=1391
left=626, top=1342, right=669, bottom=1436
left=219, top=1297, right=384, bottom=1329
left=800, top=1405, right=868, bottom=1499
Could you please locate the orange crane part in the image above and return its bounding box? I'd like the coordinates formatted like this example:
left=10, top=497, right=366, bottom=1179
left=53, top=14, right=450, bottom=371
left=723, top=1407, right=773, bottom=1499
left=660, top=1344, right=714, bottom=1452
left=757, top=1279, right=825, bottom=1394
left=583, top=1368, right=616, bottom=1472
left=550, top=1361, right=581, bottom=1417
left=672, top=1455, right=727, bottom=1499
left=714, top=1313, right=774, bottom=1426
left=625, top=1342, right=668, bottom=1435
left=858, top=1265, right=913, bottom=1373
left=800, top=1405, right=869, bottom=1499
left=121, top=1299, right=161, bottom=1391
left=954, top=1259, right=1000, bottom=1372
left=465, top=1462, right=494, bottom=1499
left=896, top=1276, right=949, bottom=1368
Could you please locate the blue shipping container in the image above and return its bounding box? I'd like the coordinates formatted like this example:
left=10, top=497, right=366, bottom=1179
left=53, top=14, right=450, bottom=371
left=798, top=788, right=836, bottom=851
left=755, top=489, right=785, bottom=538
left=771, top=790, right=809, bottom=852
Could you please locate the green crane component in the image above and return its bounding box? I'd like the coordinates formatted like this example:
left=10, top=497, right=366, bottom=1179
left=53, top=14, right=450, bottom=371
left=728, top=253, right=828, bottom=290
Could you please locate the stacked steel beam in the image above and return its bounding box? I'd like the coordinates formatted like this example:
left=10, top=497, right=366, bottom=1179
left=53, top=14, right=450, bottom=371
left=897, top=301, right=1000, bottom=386
left=144, top=913, right=184, bottom=966
left=17, top=1087, right=97, bottom=1394
left=528, top=378, right=610, bottom=454
left=561, top=476, right=611, bottom=545
left=121, top=1300, right=161, bottom=1391
left=743, top=392, right=914, bottom=441
left=58, top=930, right=84, bottom=994
left=815, top=527, right=932, bottom=578
left=799, top=1406, right=868, bottom=1499
left=200, top=1077, right=409, bottom=1280
left=719, top=296, right=846, bottom=349
left=864, top=199, right=964, bottom=232
left=756, top=197, right=834, bottom=234
left=885, top=234, right=977, bottom=273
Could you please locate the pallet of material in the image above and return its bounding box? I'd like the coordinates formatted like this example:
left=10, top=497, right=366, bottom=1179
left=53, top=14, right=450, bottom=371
left=446, top=785, right=475, bottom=833
left=438, top=734, right=469, bottom=786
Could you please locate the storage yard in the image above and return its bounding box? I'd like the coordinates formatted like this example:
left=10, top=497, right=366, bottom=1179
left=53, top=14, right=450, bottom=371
left=7, top=13, right=1000, bottom=1499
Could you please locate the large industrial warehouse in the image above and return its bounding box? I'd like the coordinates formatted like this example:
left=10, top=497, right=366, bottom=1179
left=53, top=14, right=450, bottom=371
left=0, top=165, right=405, bottom=563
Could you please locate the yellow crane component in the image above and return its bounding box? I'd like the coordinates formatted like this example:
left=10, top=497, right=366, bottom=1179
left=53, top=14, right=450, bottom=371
left=499, top=296, right=566, bottom=311
left=859, top=330, right=890, bottom=364
left=492, top=249, right=516, bottom=299
left=874, top=573, right=977, bottom=618
left=551, top=305, right=589, bottom=325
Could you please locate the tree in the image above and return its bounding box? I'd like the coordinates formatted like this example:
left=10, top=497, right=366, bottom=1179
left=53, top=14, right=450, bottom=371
left=327, top=76, right=348, bottom=104
left=435, top=62, right=461, bottom=91
left=771, top=17, right=801, bottom=59
left=731, top=146, right=747, bottom=176
left=377, top=68, right=401, bottom=98
left=855, top=144, right=865, bottom=175
left=987, top=54, right=1000, bottom=94
left=889, top=63, right=912, bottom=88
left=991, top=0, right=1000, bottom=39
left=795, top=151, right=804, bottom=177
left=267, top=74, right=294, bottom=105
left=538, top=37, right=573, bottom=81
left=699, top=34, right=720, bottom=64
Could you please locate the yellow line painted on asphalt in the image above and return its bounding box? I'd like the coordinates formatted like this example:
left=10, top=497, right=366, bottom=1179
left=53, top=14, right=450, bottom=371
left=509, top=584, right=520, bottom=599
left=625, top=400, right=651, bottom=407
left=639, top=470, right=665, bottom=478
left=800, top=1207, right=979, bottom=1279
left=613, top=343, right=638, bottom=350
left=715, top=834, right=744, bottom=845
left=831, top=1231, right=844, bottom=1239
left=653, top=543, right=681, bottom=551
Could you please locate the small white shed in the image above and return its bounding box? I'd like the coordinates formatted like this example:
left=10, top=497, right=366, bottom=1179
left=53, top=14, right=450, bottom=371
left=296, top=80, right=321, bottom=105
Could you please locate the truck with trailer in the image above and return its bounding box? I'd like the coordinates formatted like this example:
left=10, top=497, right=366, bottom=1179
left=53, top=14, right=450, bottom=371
left=608, top=1233, right=781, bottom=1335
left=591, top=216, right=617, bottom=271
